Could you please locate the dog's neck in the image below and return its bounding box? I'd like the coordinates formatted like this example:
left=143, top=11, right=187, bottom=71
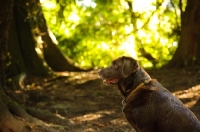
left=118, top=67, right=151, bottom=97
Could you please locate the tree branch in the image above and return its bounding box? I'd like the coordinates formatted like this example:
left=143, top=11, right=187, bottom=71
left=126, top=0, right=137, bottom=29
left=126, top=0, right=164, bottom=34
left=179, top=0, right=183, bottom=18
left=170, top=0, right=181, bottom=31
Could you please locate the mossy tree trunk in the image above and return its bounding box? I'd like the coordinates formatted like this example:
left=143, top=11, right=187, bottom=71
left=7, top=8, right=27, bottom=77
left=0, top=1, right=29, bottom=131
left=0, top=1, right=70, bottom=131
left=0, top=0, right=14, bottom=90
left=7, top=0, right=50, bottom=78
left=166, top=0, right=200, bottom=67
left=28, top=0, right=86, bottom=72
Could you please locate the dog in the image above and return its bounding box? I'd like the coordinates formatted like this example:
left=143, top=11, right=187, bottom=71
left=98, top=56, right=200, bottom=132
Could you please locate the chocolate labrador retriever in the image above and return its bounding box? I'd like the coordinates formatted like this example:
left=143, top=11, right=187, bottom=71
left=98, top=56, right=200, bottom=132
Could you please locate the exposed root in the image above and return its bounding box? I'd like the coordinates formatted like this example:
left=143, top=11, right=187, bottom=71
left=26, top=107, right=73, bottom=126
left=0, top=89, right=69, bottom=132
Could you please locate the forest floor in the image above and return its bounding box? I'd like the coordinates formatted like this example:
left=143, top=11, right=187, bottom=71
left=8, top=67, right=200, bottom=132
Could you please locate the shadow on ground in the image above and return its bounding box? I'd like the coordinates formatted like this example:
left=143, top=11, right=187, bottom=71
left=9, top=68, right=200, bottom=132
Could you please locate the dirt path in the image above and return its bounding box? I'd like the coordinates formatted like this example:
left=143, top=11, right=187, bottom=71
left=9, top=68, right=200, bottom=132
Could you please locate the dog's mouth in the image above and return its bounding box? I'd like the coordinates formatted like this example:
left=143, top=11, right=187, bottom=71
left=103, top=79, right=119, bottom=84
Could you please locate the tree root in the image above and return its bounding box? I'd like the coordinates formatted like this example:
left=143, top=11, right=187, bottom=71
left=0, top=89, right=71, bottom=132
left=26, top=107, right=73, bottom=126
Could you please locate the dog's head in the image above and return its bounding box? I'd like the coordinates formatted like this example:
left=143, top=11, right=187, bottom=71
left=98, top=56, right=139, bottom=84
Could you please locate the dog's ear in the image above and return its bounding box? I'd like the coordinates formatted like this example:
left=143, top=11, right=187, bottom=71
left=122, top=57, right=138, bottom=78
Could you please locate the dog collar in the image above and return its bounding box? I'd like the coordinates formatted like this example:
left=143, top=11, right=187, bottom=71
left=122, top=78, right=151, bottom=112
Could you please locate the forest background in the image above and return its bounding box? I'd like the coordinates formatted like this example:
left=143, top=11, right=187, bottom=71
left=0, top=0, right=200, bottom=131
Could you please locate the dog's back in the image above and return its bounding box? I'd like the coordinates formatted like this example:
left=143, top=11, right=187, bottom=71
left=124, top=80, right=200, bottom=132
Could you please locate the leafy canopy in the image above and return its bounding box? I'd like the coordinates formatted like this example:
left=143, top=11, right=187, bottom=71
left=41, top=0, right=183, bottom=69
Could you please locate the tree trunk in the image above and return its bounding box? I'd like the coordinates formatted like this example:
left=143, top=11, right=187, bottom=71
left=0, top=0, right=28, bottom=131
left=32, top=0, right=86, bottom=72
left=166, top=0, right=200, bottom=67
left=0, top=0, right=14, bottom=90
left=10, top=0, right=50, bottom=77
left=0, top=1, right=68, bottom=131
left=7, top=9, right=27, bottom=77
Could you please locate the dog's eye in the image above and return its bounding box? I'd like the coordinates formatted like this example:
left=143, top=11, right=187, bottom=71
left=112, top=63, right=118, bottom=68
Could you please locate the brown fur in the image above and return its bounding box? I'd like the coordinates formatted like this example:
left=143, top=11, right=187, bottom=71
left=98, top=56, right=200, bottom=132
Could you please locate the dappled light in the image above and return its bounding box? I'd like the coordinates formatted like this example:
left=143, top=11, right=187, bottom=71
left=1, top=0, right=200, bottom=131
left=55, top=70, right=98, bottom=84
left=4, top=68, right=200, bottom=131
left=173, top=84, right=200, bottom=108
left=70, top=110, right=115, bottom=122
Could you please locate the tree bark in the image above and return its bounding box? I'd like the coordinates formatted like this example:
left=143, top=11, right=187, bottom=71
left=7, top=8, right=27, bottom=77
left=11, top=0, right=50, bottom=77
left=166, top=0, right=200, bottom=67
left=0, top=0, right=28, bottom=131
left=32, top=0, right=86, bottom=72
left=0, top=1, right=66, bottom=131
left=0, top=0, right=14, bottom=89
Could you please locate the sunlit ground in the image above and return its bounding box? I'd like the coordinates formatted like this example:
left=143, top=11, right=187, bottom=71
left=70, top=110, right=115, bottom=122
left=173, top=84, right=200, bottom=108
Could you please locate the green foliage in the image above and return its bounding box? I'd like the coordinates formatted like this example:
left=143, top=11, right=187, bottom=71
left=41, top=0, right=183, bottom=69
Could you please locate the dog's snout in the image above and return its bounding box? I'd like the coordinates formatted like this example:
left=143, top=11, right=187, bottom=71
left=98, top=69, right=102, bottom=74
left=98, top=69, right=103, bottom=78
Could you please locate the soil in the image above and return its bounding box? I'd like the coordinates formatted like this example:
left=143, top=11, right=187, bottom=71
left=7, top=68, right=200, bottom=132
